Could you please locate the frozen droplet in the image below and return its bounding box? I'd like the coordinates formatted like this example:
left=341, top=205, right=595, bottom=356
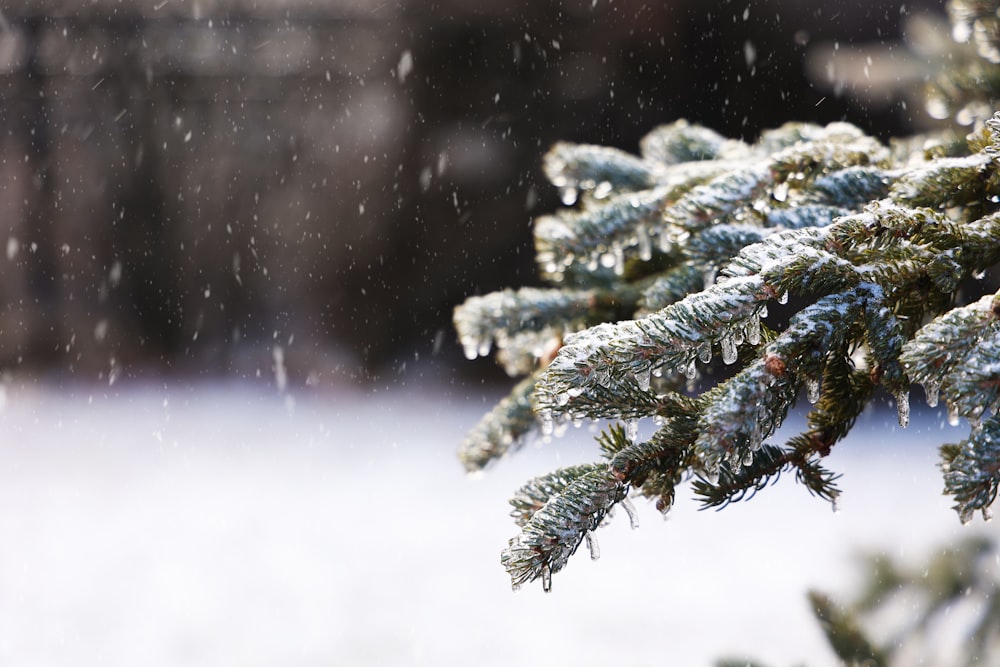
left=697, top=342, right=712, bottom=365
left=635, top=369, right=651, bottom=391
left=541, top=564, right=553, bottom=592
left=745, top=314, right=761, bottom=345
left=805, top=378, right=820, bottom=404
left=625, top=418, right=639, bottom=442
left=959, top=507, right=974, bottom=526
left=560, top=187, right=578, bottom=206
left=703, top=467, right=720, bottom=486
left=621, top=497, right=639, bottom=529
left=895, top=390, right=910, bottom=428
left=637, top=225, right=653, bottom=262
left=557, top=392, right=570, bottom=406
left=759, top=303, right=768, bottom=319
left=777, top=290, right=789, bottom=305
left=478, top=339, right=492, bottom=357
left=720, top=336, right=738, bottom=365
left=462, top=340, right=478, bottom=360
left=541, top=413, right=555, bottom=435
left=924, top=381, right=940, bottom=408
left=585, top=533, right=600, bottom=561
left=948, top=403, right=961, bottom=427
left=831, top=497, right=841, bottom=514
left=742, top=451, right=754, bottom=467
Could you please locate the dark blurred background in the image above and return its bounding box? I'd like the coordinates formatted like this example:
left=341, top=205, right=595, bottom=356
left=0, top=0, right=945, bottom=387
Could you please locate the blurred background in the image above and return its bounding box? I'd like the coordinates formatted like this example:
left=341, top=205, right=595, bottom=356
left=0, top=0, right=946, bottom=388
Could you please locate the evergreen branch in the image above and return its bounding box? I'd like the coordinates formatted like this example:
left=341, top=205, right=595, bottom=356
left=459, top=374, right=540, bottom=472
left=534, top=275, right=770, bottom=420
left=533, top=186, right=674, bottom=278
left=941, top=416, right=1000, bottom=523
left=501, top=466, right=627, bottom=591
left=639, top=118, right=736, bottom=164
left=638, top=263, right=705, bottom=313
left=694, top=358, right=800, bottom=478
left=508, top=462, right=607, bottom=528
left=543, top=142, right=657, bottom=197
left=764, top=203, right=850, bottom=229
left=811, top=165, right=892, bottom=207
left=807, top=591, right=889, bottom=667
left=693, top=444, right=788, bottom=509
left=453, top=287, right=594, bottom=362
left=900, top=290, right=1000, bottom=411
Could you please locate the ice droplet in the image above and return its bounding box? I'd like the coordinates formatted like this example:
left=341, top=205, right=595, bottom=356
left=948, top=403, right=961, bottom=427
left=777, top=290, right=789, bottom=305
left=462, top=339, right=478, bottom=360
left=625, top=418, right=639, bottom=442
left=541, top=564, right=553, bottom=593
left=541, top=413, right=555, bottom=435
left=635, top=369, right=651, bottom=391
left=637, top=225, right=653, bottom=262
left=805, top=378, right=820, bottom=404
left=557, top=392, right=571, bottom=406
left=959, top=508, right=974, bottom=526
left=895, top=390, right=910, bottom=427
left=720, top=336, right=738, bottom=365
left=924, top=381, right=940, bottom=408
left=585, top=533, right=600, bottom=561
left=697, top=341, right=712, bottom=365
left=477, top=339, right=492, bottom=357
left=742, top=451, right=754, bottom=467
left=621, top=497, right=639, bottom=529
left=560, top=187, right=578, bottom=206
left=759, top=303, right=768, bottom=319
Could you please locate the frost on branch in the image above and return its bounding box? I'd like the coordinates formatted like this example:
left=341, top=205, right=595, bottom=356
left=457, top=85, right=1000, bottom=588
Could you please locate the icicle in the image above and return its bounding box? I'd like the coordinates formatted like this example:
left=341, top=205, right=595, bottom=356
left=621, top=497, right=639, bottom=529
left=924, top=381, right=940, bottom=408
left=541, top=412, right=555, bottom=435
left=777, top=290, right=789, bottom=305
left=697, top=341, right=712, bottom=364
left=947, top=403, right=961, bottom=427
left=720, top=335, right=738, bottom=365
left=613, top=245, right=625, bottom=276
left=461, top=337, right=480, bottom=360
left=541, top=564, right=553, bottom=592
left=895, top=390, right=910, bottom=428
left=560, top=187, right=578, bottom=206
left=831, top=497, right=841, bottom=514
left=477, top=339, right=492, bottom=357
left=959, top=507, right=974, bottom=526
left=805, top=378, right=820, bottom=404
left=635, top=368, right=651, bottom=391
left=701, top=264, right=718, bottom=288
left=745, top=313, right=762, bottom=345
left=625, top=418, right=639, bottom=442
left=585, top=533, right=600, bottom=560
left=637, top=224, right=653, bottom=261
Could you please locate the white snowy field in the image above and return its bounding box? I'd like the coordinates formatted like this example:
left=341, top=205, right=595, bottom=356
left=0, top=378, right=990, bottom=667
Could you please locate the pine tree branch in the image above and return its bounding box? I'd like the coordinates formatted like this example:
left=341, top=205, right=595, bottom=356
left=458, top=373, right=540, bottom=472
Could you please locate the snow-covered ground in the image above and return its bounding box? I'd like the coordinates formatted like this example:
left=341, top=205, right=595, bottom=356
left=0, top=378, right=989, bottom=666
